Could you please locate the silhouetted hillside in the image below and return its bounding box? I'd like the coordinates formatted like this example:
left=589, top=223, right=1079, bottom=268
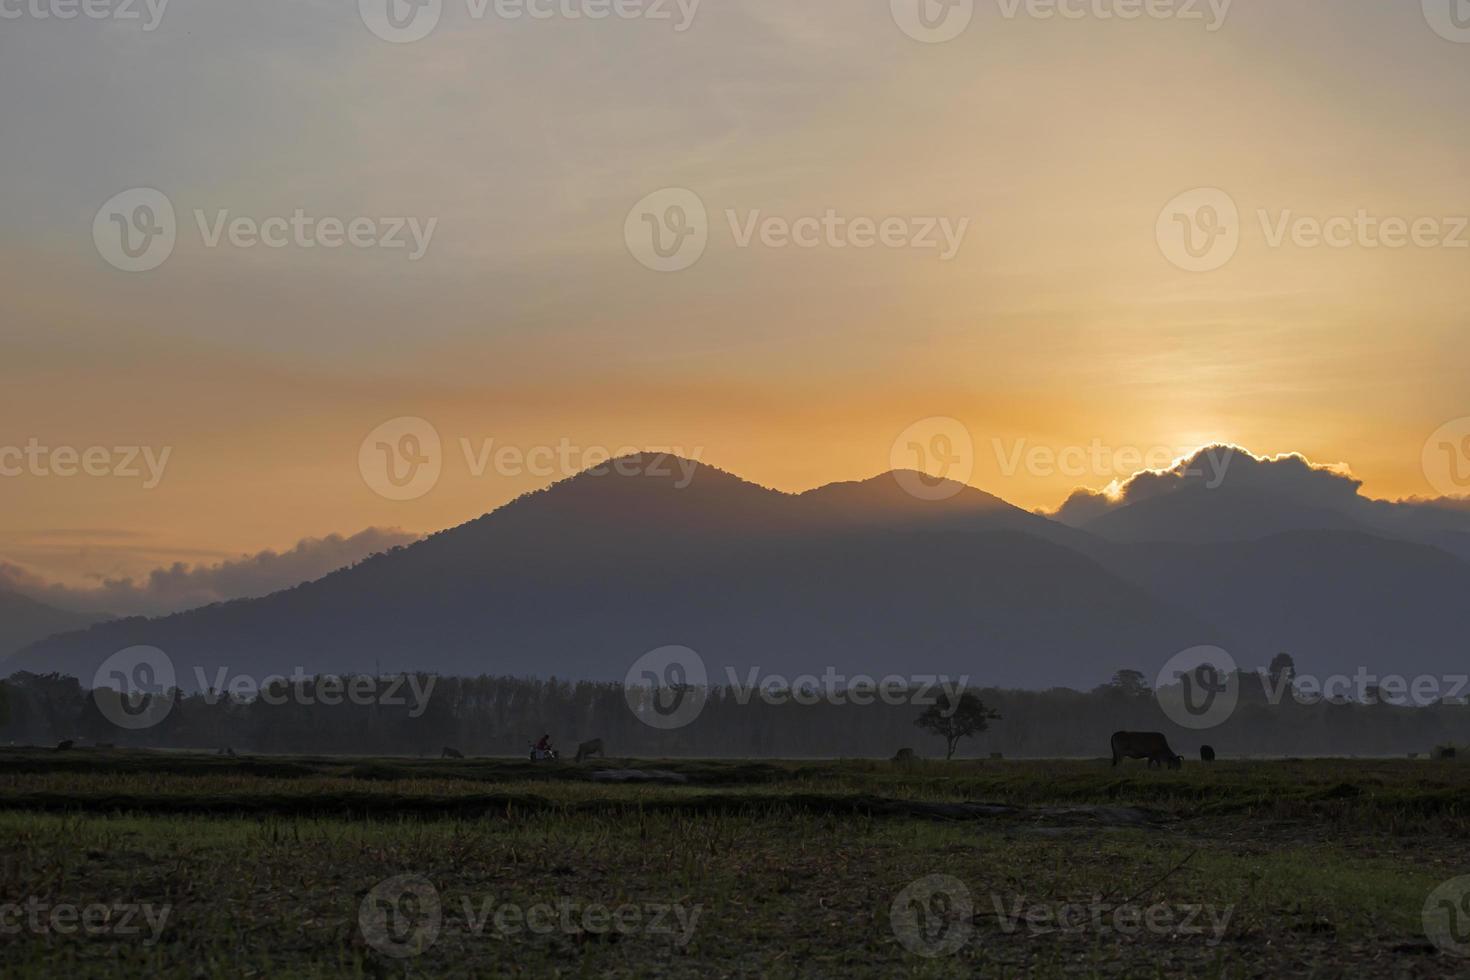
left=0, top=590, right=103, bottom=660
left=12, top=456, right=1470, bottom=691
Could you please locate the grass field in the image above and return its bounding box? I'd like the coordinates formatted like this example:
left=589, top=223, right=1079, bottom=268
left=1, top=750, right=1468, bottom=977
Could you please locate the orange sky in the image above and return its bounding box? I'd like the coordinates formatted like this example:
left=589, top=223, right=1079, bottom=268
left=2, top=1, right=1468, bottom=586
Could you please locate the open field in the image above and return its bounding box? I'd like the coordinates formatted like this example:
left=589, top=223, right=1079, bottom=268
left=1, top=750, right=1468, bottom=977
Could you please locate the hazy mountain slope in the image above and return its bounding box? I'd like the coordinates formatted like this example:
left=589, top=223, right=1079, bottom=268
left=1093, top=530, right=1470, bottom=678
left=7, top=461, right=1217, bottom=691
left=1082, top=484, right=1364, bottom=543
left=0, top=590, right=103, bottom=661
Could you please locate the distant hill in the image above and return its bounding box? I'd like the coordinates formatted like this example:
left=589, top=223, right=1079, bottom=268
left=7, top=460, right=1220, bottom=691
left=10, top=456, right=1470, bottom=691
left=0, top=590, right=104, bottom=662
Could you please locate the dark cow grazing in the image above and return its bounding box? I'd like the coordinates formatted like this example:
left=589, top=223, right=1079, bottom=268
left=55, top=740, right=74, bottom=751
left=442, top=746, right=465, bottom=759
left=892, top=747, right=915, bottom=763
left=1439, top=746, right=1457, bottom=760
left=1110, top=731, right=1182, bottom=770
left=575, top=738, right=605, bottom=763
left=1200, top=745, right=1216, bottom=762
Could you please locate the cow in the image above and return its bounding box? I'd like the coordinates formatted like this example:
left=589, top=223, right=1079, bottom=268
left=55, top=740, right=74, bottom=751
left=442, top=746, right=465, bottom=759
left=892, top=747, right=916, bottom=763
left=1110, top=731, right=1182, bottom=770
left=1439, top=746, right=1457, bottom=760
left=1200, top=745, right=1216, bottom=762
left=575, top=738, right=605, bottom=763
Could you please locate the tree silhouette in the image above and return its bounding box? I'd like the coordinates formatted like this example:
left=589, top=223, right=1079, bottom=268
left=915, top=692, right=1001, bottom=760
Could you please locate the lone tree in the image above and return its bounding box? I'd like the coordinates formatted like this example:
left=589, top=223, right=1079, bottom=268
left=915, top=692, right=1001, bottom=761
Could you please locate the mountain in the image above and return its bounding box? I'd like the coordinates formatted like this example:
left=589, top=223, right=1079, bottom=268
left=0, top=590, right=104, bottom=662
left=1092, top=530, right=1470, bottom=679
left=6, top=459, right=1221, bottom=691
left=1081, top=483, right=1363, bottom=544
left=11, top=455, right=1470, bottom=693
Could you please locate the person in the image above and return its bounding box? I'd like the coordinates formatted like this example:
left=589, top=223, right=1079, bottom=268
left=535, top=734, right=552, bottom=754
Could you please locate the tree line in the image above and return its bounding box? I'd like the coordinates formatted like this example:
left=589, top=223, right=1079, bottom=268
left=3, top=662, right=1469, bottom=759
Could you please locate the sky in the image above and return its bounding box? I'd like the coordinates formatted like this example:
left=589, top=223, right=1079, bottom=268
left=2, top=0, right=1469, bottom=594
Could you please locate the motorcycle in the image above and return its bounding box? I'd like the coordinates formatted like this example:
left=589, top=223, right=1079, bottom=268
left=527, top=742, right=559, bottom=762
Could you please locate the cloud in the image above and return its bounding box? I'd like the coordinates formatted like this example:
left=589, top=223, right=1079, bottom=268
left=1050, top=446, right=1351, bottom=524
left=0, top=528, right=421, bottom=618
left=1049, top=446, right=1470, bottom=542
